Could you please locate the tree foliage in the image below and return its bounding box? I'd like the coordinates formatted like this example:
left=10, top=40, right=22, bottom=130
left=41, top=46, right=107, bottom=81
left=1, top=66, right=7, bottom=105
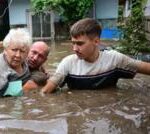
left=30, top=0, right=93, bottom=24
left=117, top=0, right=150, bottom=55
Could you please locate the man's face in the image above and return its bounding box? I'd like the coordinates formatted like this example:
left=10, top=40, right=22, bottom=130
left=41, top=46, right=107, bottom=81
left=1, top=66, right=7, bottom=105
left=4, top=42, right=29, bottom=70
left=71, top=35, right=100, bottom=62
left=28, top=43, right=47, bottom=69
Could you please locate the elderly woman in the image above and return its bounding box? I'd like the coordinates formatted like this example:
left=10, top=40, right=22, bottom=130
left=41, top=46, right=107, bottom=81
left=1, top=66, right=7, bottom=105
left=0, top=28, right=32, bottom=96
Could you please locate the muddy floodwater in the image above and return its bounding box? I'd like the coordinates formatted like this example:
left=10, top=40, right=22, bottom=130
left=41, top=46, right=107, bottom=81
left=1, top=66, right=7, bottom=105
left=0, top=41, right=150, bottom=134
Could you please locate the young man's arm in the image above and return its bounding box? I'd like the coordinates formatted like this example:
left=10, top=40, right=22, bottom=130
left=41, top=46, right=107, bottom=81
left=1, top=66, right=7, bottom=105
left=41, top=71, right=66, bottom=94
left=41, top=80, right=57, bottom=93
left=41, top=55, right=72, bottom=94
left=136, top=61, right=150, bottom=75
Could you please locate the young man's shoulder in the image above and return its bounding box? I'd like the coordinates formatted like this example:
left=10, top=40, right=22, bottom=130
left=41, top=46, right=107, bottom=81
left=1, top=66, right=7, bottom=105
left=62, top=54, right=78, bottom=61
left=101, top=49, right=128, bottom=60
left=102, top=49, right=122, bottom=55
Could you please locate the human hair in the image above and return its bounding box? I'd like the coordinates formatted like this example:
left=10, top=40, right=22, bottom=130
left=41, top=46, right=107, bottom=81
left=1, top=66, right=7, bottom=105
left=3, top=28, right=32, bottom=48
left=70, top=18, right=102, bottom=39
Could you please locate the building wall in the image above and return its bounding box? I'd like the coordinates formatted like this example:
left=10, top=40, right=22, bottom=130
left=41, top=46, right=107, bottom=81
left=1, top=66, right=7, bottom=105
left=145, top=0, right=150, bottom=16
left=95, top=0, right=118, bottom=19
left=95, top=0, right=118, bottom=29
left=8, top=0, right=120, bottom=39
left=95, top=0, right=120, bottom=39
left=8, top=0, right=30, bottom=26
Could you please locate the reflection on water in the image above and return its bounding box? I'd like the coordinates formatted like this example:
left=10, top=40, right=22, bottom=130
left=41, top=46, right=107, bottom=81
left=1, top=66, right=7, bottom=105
left=10, top=99, right=23, bottom=119
left=0, top=119, right=68, bottom=134
left=0, top=41, right=150, bottom=134
left=82, top=119, right=121, bottom=134
left=0, top=89, right=149, bottom=134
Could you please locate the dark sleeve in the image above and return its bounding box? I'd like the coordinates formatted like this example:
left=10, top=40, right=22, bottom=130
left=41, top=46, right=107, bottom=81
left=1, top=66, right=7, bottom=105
left=30, top=71, right=48, bottom=86
left=0, top=82, right=8, bottom=97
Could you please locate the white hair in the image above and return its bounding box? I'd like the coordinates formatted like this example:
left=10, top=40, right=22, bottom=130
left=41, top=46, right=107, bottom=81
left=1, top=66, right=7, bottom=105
left=3, top=28, right=32, bottom=48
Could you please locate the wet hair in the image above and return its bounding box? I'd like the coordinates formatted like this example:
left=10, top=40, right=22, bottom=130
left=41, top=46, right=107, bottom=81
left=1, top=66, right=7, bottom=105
left=3, top=28, right=32, bottom=48
left=70, top=18, right=102, bottom=38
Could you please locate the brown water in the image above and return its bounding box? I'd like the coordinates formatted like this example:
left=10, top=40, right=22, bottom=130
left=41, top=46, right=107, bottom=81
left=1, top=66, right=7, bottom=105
left=0, top=41, right=150, bottom=134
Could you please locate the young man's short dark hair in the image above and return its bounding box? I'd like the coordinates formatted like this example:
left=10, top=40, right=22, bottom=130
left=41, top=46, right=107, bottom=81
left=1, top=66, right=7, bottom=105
left=70, top=18, right=102, bottom=38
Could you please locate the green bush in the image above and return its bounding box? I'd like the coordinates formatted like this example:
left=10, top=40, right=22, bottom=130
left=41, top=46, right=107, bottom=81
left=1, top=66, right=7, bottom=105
left=117, top=0, right=150, bottom=56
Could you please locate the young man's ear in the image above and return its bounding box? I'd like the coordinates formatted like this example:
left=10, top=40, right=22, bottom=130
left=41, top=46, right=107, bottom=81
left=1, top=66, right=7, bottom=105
left=94, top=37, right=100, bottom=46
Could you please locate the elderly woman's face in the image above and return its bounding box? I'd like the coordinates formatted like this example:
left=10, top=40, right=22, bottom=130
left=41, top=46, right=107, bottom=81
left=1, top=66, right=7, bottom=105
left=4, top=42, right=29, bottom=69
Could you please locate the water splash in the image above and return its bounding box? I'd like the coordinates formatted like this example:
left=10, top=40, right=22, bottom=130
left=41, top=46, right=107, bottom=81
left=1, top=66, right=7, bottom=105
left=82, top=118, right=121, bottom=134
left=114, top=110, right=145, bottom=128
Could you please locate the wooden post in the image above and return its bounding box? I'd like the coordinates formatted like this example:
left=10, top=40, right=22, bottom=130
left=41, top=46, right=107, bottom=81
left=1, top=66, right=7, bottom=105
left=50, top=10, right=55, bottom=42
left=50, top=10, right=55, bottom=52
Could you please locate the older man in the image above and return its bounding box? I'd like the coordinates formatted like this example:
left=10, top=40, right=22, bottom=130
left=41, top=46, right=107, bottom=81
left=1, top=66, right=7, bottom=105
left=23, top=41, right=50, bottom=91
left=27, top=41, right=50, bottom=72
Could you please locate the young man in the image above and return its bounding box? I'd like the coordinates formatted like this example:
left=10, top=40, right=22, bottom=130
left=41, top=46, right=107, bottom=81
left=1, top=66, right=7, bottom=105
left=41, top=18, right=150, bottom=94
left=23, top=41, right=50, bottom=91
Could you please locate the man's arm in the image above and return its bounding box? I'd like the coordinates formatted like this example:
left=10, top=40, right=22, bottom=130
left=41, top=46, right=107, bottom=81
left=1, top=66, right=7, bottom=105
left=41, top=80, right=57, bottom=93
left=41, top=55, right=71, bottom=94
left=41, top=72, right=65, bottom=94
left=136, top=61, right=150, bottom=75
